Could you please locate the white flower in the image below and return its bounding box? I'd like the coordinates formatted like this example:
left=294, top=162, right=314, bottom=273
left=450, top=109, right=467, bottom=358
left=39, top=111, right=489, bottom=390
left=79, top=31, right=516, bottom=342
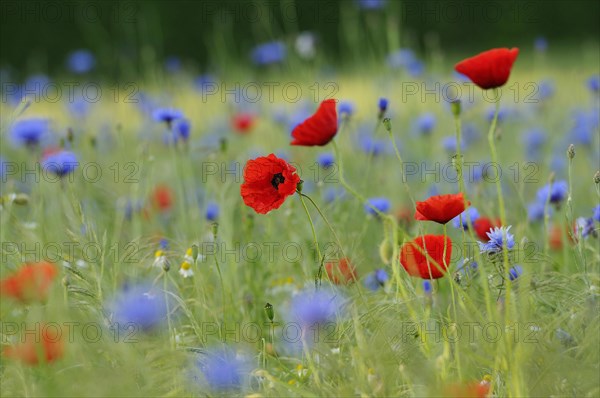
left=178, top=261, right=194, bottom=278
left=152, top=250, right=168, bottom=269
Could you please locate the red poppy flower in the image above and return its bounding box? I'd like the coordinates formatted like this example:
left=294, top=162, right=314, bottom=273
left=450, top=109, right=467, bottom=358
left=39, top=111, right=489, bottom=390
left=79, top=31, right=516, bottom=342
left=444, top=382, right=490, bottom=398
left=325, top=258, right=357, bottom=285
left=473, top=217, right=501, bottom=241
left=4, top=324, right=64, bottom=365
left=240, top=154, right=301, bottom=214
left=400, top=235, right=452, bottom=279
left=152, top=184, right=174, bottom=211
left=0, top=262, right=58, bottom=303
left=549, top=224, right=576, bottom=250
left=415, top=193, right=470, bottom=224
left=455, top=48, right=519, bottom=90
left=291, top=99, right=338, bottom=146
left=232, top=113, right=255, bottom=134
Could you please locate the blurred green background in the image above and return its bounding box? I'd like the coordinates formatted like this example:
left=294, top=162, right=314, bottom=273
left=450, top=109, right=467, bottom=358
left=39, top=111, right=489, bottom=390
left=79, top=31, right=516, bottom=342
left=1, top=0, right=599, bottom=77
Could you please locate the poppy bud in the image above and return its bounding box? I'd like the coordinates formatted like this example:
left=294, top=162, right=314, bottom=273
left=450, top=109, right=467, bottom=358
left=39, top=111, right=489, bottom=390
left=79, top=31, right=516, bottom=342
left=191, top=244, right=199, bottom=261
left=450, top=100, right=461, bottom=117
left=12, top=193, right=30, bottom=205
left=219, top=137, right=228, bottom=153
left=264, top=302, right=274, bottom=322
left=595, top=170, right=600, bottom=185
left=567, top=144, right=575, bottom=159
left=211, top=222, right=219, bottom=239
left=296, top=179, right=304, bottom=193
left=378, top=238, right=393, bottom=264
left=162, top=259, right=171, bottom=272
left=382, top=118, right=392, bottom=133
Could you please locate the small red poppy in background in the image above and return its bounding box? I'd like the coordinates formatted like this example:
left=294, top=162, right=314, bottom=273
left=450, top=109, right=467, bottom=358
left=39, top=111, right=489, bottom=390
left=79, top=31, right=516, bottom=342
left=232, top=113, right=255, bottom=134
left=325, top=258, right=357, bottom=285
left=455, top=48, right=519, bottom=90
left=0, top=262, right=58, bottom=303
left=396, top=207, right=413, bottom=226
left=400, top=235, right=452, bottom=279
left=240, top=154, right=301, bottom=214
left=291, top=99, right=338, bottom=146
left=549, top=224, right=576, bottom=250
left=444, top=381, right=490, bottom=398
left=4, top=324, right=64, bottom=365
left=415, top=193, right=470, bottom=224
left=152, top=184, right=174, bottom=211
left=473, top=217, right=501, bottom=241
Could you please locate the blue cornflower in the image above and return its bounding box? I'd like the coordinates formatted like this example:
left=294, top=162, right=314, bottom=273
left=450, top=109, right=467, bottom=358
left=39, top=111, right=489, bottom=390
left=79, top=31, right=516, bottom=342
left=509, top=265, right=523, bottom=281
left=174, top=118, right=191, bottom=141
left=406, top=59, right=424, bottom=77
left=413, top=113, right=436, bottom=135
left=159, top=238, right=169, bottom=250
left=461, top=123, right=480, bottom=145
left=527, top=201, right=550, bottom=222
left=317, top=152, right=335, bottom=168
left=42, top=150, right=78, bottom=177
left=194, top=74, right=218, bottom=92
left=534, top=36, right=548, bottom=52
left=110, top=283, right=168, bottom=331
left=456, top=260, right=478, bottom=278
left=479, top=226, right=515, bottom=254
left=575, top=217, right=595, bottom=238
left=152, top=108, right=184, bottom=124
left=536, top=79, right=555, bottom=101
left=67, top=97, right=91, bottom=118
left=357, top=0, right=387, bottom=9
left=522, top=128, right=546, bottom=160
left=10, top=118, right=49, bottom=147
left=365, top=197, right=391, bottom=215
left=289, top=288, right=344, bottom=327
left=0, top=156, right=7, bottom=181
left=164, top=56, right=182, bottom=73
left=358, top=134, right=387, bottom=156
left=536, top=180, right=568, bottom=204
left=364, top=269, right=389, bottom=291
left=485, top=106, right=510, bottom=123
left=587, top=74, right=600, bottom=93
left=206, top=202, right=219, bottom=221
left=378, top=97, right=389, bottom=113
left=338, top=101, right=355, bottom=116
left=323, top=187, right=345, bottom=203
left=441, top=136, right=465, bottom=152
left=451, top=207, right=480, bottom=230
left=386, top=49, right=415, bottom=69
left=195, top=347, right=248, bottom=391
left=593, top=205, right=600, bottom=223
left=251, top=41, right=286, bottom=66
left=423, top=280, right=432, bottom=294
left=66, top=49, right=95, bottom=74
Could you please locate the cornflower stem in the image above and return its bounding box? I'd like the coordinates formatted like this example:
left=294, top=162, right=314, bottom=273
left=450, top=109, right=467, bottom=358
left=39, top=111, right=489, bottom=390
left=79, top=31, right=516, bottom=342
left=297, top=192, right=324, bottom=288
left=442, top=223, right=462, bottom=380
left=385, top=120, right=416, bottom=207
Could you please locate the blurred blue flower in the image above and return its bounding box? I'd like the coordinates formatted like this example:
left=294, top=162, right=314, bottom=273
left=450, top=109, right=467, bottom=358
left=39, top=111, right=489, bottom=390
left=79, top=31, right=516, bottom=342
left=587, top=74, right=600, bottom=92
left=461, top=123, right=480, bottom=145
left=195, top=347, right=248, bottom=391
left=251, top=41, right=286, bottom=66
left=479, top=226, right=515, bottom=254
left=535, top=79, right=555, bottom=101
left=10, top=118, right=49, bottom=147
left=485, top=106, right=511, bottom=123
left=527, top=201, right=550, bottom=222
left=164, top=56, right=182, bottom=73
left=358, top=134, right=387, bottom=156
left=0, top=156, right=7, bottom=181
left=534, top=36, right=548, bottom=52
left=323, top=187, right=345, bottom=203
left=357, top=0, right=387, bottom=9
left=575, top=217, right=595, bottom=238
left=536, top=180, right=568, bottom=204
left=365, top=197, right=390, bottom=215
left=194, top=74, right=218, bottom=92
left=206, top=202, right=219, bottom=221
left=67, top=97, right=91, bottom=118
left=159, top=238, right=169, bottom=250
left=386, top=49, right=416, bottom=69
left=522, top=128, right=546, bottom=160
left=451, top=207, right=480, bottom=230
left=174, top=118, right=191, bottom=141
left=317, top=152, right=335, bottom=168
left=66, top=49, right=95, bottom=74
left=152, top=108, right=184, bottom=124
left=423, top=280, right=432, bottom=294
left=593, top=205, right=600, bottom=223
left=406, top=59, right=425, bottom=77
left=338, top=101, right=355, bottom=116
left=42, top=150, right=78, bottom=177
left=110, top=283, right=168, bottom=331
left=378, top=97, right=389, bottom=113
left=413, top=113, right=436, bottom=135
left=509, top=265, right=523, bottom=281
left=456, top=260, right=478, bottom=278
left=289, top=288, right=344, bottom=330
left=441, top=136, right=465, bottom=152
left=364, top=269, right=389, bottom=291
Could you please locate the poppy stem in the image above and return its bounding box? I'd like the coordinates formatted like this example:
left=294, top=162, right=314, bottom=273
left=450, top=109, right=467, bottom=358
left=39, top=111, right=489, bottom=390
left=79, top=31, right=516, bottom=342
left=297, top=192, right=323, bottom=289
left=298, top=192, right=346, bottom=260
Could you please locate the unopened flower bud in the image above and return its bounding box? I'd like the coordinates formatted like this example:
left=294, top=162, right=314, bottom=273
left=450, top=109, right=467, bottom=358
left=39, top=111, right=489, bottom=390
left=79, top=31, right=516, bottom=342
left=264, top=302, right=274, bottom=322
left=594, top=170, right=600, bottom=184
left=378, top=238, right=393, bottom=264
left=450, top=100, right=461, bottom=117
left=382, top=118, right=392, bottom=133
left=567, top=144, right=575, bottom=159
left=12, top=193, right=30, bottom=205
left=191, top=244, right=199, bottom=261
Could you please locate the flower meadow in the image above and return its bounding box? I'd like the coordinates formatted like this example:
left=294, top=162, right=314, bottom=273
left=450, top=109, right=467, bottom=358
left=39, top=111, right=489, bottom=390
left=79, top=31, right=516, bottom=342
left=1, top=18, right=600, bottom=398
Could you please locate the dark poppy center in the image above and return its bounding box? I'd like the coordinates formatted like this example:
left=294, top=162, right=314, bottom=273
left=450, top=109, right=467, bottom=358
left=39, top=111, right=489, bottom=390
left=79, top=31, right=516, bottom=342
left=271, top=173, right=285, bottom=189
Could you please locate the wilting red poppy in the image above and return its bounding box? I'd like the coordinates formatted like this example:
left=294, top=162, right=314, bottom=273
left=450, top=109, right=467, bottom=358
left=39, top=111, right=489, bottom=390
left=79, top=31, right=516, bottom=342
left=325, top=258, right=357, bottom=284
left=4, top=324, right=64, bottom=365
left=455, top=48, right=519, bottom=90
left=415, top=193, right=470, bottom=224
left=240, top=154, right=301, bottom=214
left=152, top=184, right=174, bottom=211
left=0, top=262, right=58, bottom=303
left=232, top=113, right=255, bottom=134
left=400, top=235, right=452, bottom=279
left=473, top=217, right=501, bottom=241
left=291, top=99, right=338, bottom=146
left=444, top=381, right=490, bottom=398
